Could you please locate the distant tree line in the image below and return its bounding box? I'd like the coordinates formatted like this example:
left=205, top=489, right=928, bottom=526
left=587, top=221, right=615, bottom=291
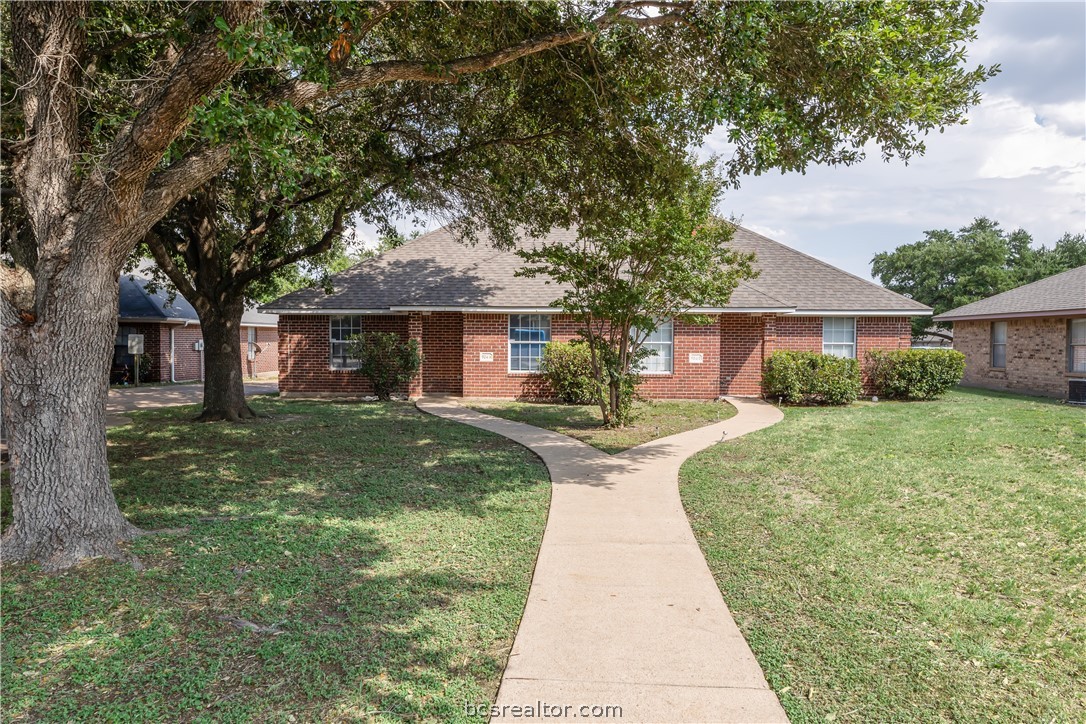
left=871, top=218, right=1086, bottom=337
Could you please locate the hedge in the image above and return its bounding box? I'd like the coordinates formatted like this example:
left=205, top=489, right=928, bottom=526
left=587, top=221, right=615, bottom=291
left=762, top=351, right=861, bottom=406
left=866, top=349, right=965, bottom=400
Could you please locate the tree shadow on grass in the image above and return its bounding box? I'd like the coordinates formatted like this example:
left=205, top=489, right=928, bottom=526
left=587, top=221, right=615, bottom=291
left=2, top=399, right=549, bottom=721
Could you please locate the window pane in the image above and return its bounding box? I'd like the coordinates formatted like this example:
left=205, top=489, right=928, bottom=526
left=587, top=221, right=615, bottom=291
left=824, top=343, right=855, bottom=359
left=823, top=317, right=856, bottom=349
left=992, top=343, right=1006, bottom=368
left=634, top=320, right=673, bottom=373
left=508, top=315, right=550, bottom=371
left=330, top=315, right=362, bottom=368
left=1072, top=346, right=1086, bottom=372
left=992, top=321, right=1007, bottom=344
left=1071, top=319, right=1086, bottom=346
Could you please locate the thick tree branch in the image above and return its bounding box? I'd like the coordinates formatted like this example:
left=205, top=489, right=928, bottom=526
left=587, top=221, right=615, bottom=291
left=234, top=204, right=346, bottom=286
left=265, top=3, right=685, bottom=107
left=144, top=226, right=202, bottom=304
left=77, top=1, right=262, bottom=251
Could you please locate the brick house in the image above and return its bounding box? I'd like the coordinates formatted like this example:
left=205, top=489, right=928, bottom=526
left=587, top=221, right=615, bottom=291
left=115, top=275, right=278, bottom=384
left=262, top=226, right=930, bottom=399
left=933, top=265, right=1086, bottom=400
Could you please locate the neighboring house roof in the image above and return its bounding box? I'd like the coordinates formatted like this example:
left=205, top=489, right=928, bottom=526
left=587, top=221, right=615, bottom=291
left=933, top=265, right=1086, bottom=322
left=118, top=275, right=279, bottom=327
left=262, top=225, right=931, bottom=316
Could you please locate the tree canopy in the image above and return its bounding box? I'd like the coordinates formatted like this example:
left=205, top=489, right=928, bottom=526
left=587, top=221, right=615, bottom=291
left=517, top=162, right=756, bottom=426
left=1, top=0, right=996, bottom=570
left=871, top=218, right=1086, bottom=336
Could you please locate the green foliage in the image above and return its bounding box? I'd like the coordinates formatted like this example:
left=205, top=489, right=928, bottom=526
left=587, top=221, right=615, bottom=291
left=540, top=341, right=598, bottom=405
left=347, top=332, right=422, bottom=401
left=871, top=218, right=1086, bottom=337
left=763, top=351, right=862, bottom=406
left=866, top=349, right=965, bottom=400
left=518, top=162, right=756, bottom=427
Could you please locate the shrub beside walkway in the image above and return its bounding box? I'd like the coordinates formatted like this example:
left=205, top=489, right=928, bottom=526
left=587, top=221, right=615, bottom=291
left=417, top=396, right=787, bottom=723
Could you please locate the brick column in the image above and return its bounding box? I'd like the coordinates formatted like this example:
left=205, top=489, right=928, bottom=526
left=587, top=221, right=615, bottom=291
left=407, top=312, right=424, bottom=399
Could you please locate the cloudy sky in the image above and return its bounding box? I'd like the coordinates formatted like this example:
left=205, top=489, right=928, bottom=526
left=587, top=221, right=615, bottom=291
left=708, top=0, right=1086, bottom=280
left=360, top=1, right=1085, bottom=281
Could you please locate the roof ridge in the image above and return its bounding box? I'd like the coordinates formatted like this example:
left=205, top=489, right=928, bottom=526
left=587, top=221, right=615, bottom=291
left=732, top=224, right=928, bottom=309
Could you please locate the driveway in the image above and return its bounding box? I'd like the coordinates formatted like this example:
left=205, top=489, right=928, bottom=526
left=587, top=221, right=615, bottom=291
left=106, top=378, right=278, bottom=426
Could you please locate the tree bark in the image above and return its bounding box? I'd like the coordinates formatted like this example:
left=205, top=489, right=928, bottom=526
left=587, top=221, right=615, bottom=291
left=1, top=253, right=143, bottom=572
left=194, top=297, right=256, bottom=421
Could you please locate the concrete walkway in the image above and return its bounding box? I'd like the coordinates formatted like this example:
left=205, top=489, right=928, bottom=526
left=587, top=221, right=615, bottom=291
left=106, top=378, right=278, bottom=426
left=416, top=397, right=787, bottom=723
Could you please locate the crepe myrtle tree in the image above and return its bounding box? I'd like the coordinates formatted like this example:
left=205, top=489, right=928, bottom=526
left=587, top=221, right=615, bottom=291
left=1, top=0, right=994, bottom=570
left=518, top=163, right=756, bottom=427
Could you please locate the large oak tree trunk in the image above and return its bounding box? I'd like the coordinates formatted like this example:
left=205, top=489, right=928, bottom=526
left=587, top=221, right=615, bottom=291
left=1, top=255, right=143, bottom=571
left=194, top=298, right=256, bottom=421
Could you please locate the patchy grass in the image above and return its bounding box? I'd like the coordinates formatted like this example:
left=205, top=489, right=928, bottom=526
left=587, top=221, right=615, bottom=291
left=463, top=399, right=736, bottom=454
left=1, top=400, right=549, bottom=722
left=681, top=389, right=1086, bottom=722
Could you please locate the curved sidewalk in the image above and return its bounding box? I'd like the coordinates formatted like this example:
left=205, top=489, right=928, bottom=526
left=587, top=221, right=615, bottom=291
left=416, top=397, right=787, bottom=723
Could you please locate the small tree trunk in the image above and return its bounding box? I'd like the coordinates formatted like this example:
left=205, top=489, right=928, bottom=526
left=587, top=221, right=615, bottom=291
left=2, top=258, right=143, bottom=571
left=194, top=297, right=256, bottom=421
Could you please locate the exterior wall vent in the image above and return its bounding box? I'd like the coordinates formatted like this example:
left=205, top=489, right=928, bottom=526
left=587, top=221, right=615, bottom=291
left=1068, top=379, right=1086, bottom=405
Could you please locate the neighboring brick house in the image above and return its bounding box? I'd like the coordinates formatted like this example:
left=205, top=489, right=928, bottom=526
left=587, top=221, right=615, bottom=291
left=262, top=225, right=928, bottom=400
left=115, top=275, right=279, bottom=384
left=934, top=266, right=1086, bottom=400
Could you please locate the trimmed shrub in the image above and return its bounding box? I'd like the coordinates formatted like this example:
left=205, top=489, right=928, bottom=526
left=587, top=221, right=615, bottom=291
left=866, top=349, right=965, bottom=400
left=763, top=351, right=861, bottom=406
left=347, top=332, right=422, bottom=400
left=540, top=341, right=598, bottom=404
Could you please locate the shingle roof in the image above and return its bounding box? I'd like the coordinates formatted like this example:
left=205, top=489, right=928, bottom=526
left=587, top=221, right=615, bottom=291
left=933, top=265, right=1086, bottom=321
left=119, top=275, right=278, bottom=326
left=119, top=275, right=200, bottom=322
left=262, top=224, right=930, bottom=315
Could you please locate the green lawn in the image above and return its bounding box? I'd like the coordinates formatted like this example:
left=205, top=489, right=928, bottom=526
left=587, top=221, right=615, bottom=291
left=1, top=400, right=550, bottom=722
left=463, top=399, right=736, bottom=454
left=681, top=389, right=1086, bottom=722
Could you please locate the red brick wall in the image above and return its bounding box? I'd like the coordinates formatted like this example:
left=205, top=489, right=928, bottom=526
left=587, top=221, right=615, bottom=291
left=637, top=319, right=721, bottom=399
left=278, top=314, right=410, bottom=395
left=953, top=317, right=1081, bottom=398
left=461, top=314, right=723, bottom=400
left=242, top=325, right=279, bottom=378
left=422, top=312, right=464, bottom=394
left=720, top=314, right=767, bottom=396
left=277, top=311, right=915, bottom=399
left=769, top=315, right=823, bottom=352
left=171, top=325, right=204, bottom=382
left=461, top=314, right=579, bottom=398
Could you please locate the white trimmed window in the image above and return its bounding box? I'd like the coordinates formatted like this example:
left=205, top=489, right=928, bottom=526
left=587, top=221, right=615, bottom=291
left=509, top=314, right=551, bottom=372
left=635, top=320, right=674, bottom=373
left=330, top=315, right=362, bottom=369
left=991, top=321, right=1007, bottom=369
left=1069, top=319, right=1086, bottom=372
left=822, top=317, right=856, bottom=358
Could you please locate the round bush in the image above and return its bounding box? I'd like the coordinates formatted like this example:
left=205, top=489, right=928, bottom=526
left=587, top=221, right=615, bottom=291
left=540, top=341, right=598, bottom=404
